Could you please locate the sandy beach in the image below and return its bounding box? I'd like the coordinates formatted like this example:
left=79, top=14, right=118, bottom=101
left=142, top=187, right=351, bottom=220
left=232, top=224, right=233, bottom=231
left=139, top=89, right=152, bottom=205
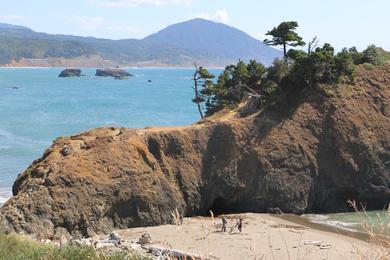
left=97, top=213, right=375, bottom=260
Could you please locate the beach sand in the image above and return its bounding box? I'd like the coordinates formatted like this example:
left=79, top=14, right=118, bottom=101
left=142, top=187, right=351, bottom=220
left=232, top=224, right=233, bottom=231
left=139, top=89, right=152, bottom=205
left=99, top=213, right=375, bottom=259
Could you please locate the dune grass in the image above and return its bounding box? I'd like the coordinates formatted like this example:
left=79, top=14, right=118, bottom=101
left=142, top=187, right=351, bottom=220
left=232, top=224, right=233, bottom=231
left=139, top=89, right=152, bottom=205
left=348, top=201, right=390, bottom=259
left=0, top=234, right=149, bottom=260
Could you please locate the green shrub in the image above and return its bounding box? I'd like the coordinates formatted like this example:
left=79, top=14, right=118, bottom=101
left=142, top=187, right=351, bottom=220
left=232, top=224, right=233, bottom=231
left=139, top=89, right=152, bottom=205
left=362, top=45, right=385, bottom=66
left=362, top=63, right=375, bottom=70
left=194, top=43, right=387, bottom=117
left=201, top=60, right=267, bottom=116
left=285, top=43, right=355, bottom=89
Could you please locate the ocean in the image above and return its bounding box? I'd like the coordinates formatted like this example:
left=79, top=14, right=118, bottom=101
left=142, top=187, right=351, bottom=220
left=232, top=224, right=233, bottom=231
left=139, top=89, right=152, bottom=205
left=303, top=210, right=390, bottom=235
left=0, top=68, right=221, bottom=205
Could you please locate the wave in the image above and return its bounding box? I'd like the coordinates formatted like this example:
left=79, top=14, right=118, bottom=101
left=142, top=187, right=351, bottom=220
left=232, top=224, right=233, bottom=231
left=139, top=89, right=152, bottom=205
left=0, top=128, right=48, bottom=148
left=305, top=214, right=361, bottom=233
left=0, top=188, right=12, bottom=205
left=0, top=129, right=14, bottom=140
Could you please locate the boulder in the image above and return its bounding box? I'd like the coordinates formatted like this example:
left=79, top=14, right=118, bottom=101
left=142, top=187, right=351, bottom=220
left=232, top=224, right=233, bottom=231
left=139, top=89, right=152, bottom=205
left=96, top=68, right=132, bottom=78
left=58, top=69, right=81, bottom=77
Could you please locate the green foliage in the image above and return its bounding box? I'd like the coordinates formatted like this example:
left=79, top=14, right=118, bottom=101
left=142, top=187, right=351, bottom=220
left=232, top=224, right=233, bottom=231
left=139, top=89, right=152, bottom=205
left=362, top=63, right=375, bottom=70
left=0, top=38, right=96, bottom=64
left=377, top=47, right=390, bottom=61
left=285, top=43, right=355, bottom=88
left=200, top=60, right=266, bottom=116
left=0, top=234, right=148, bottom=260
left=192, top=66, right=215, bottom=118
left=361, top=45, right=385, bottom=66
left=197, top=42, right=358, bottom=116
left=192, top=21, right=388, bottom=117
left=346, top=47, right=364, bottom=65
left=264, top=21, right=305, bottom=57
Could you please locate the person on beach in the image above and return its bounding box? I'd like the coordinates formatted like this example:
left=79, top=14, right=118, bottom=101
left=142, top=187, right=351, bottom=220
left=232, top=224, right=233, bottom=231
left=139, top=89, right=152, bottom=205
left=221, top=216, right=227, bottom=232
left=237, top=217, right=243, bottom=233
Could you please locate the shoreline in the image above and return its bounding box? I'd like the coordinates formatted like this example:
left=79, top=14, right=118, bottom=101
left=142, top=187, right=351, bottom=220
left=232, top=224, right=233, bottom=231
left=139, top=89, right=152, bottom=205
left=97, top=213, right=373, bottom=259
left=277, top=214, right=370, bottom=242
left=0, top=189, right=377, bottom=241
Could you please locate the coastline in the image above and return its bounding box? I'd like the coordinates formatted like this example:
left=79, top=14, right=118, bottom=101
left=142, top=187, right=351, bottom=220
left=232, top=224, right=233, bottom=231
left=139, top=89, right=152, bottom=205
left=278, top=214, right=371, bottom=242
left=99, top=213, right=373, bottom=260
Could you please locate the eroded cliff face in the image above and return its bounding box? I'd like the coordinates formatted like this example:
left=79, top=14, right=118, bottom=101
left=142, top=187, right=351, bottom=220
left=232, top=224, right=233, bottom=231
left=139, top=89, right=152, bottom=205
left=1, top=66, right=389, bottom=238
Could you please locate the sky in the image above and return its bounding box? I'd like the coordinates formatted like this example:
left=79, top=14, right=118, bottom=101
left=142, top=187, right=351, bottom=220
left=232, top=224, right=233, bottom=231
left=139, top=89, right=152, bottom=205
left=0, top=0, right=389, bottom=51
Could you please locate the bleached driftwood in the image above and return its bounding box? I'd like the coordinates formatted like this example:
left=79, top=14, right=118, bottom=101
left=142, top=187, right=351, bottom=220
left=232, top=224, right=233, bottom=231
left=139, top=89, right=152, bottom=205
left=147, top=245, right=216, bottom=260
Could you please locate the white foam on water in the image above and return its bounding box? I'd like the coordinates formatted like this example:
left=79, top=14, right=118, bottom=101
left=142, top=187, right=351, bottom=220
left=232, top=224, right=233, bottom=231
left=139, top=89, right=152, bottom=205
left=0, top=188, right=12, bottom=205
left=306, top=214, right=329, bottom=222
left=0, top=129, right=14, bottom=140
left=304, top=214, right=361, bottom=233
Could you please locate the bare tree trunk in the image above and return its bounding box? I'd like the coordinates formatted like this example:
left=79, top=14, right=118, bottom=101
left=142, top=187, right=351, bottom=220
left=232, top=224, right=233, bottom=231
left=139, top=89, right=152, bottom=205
left=193, top=64, right=204, bottom=119
left=307, top=36, right=318, bottom=88
left=283, top=43, right=287, bottom=59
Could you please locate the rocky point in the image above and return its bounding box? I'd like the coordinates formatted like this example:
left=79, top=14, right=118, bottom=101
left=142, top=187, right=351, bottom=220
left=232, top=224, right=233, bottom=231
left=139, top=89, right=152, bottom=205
left=0, top=65, right=389, bottom=239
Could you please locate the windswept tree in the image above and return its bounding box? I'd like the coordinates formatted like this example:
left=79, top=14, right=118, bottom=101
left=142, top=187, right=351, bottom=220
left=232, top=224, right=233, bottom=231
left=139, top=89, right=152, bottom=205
left=264, top=21, right=305, bottom=58
left=192, top=64, right=215, bottom=119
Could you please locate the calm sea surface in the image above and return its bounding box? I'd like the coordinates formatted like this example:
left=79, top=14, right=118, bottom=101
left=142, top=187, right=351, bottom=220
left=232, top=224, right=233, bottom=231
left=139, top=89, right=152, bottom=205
left=0, top=68, right=221, bottom=204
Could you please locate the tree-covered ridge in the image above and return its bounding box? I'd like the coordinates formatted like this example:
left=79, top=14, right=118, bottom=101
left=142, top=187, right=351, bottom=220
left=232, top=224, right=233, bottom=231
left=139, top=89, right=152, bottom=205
left=0, top=19, right=282, bottom=66
left=0, top=38, right=96, bottom=64
left=194, top=22, right=390, bottom=117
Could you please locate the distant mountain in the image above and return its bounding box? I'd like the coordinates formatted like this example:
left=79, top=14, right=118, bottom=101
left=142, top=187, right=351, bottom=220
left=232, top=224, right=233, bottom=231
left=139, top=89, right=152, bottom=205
left=0, top=23, right=32, bottom=31
left=0, top=19, right=282, bottom=67
left=145, top=19, right=281, bottom=65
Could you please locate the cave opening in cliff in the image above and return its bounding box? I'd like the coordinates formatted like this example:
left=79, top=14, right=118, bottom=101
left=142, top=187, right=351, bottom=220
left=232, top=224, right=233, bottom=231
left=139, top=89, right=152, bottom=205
left=208, top=197, right=234, bottom=215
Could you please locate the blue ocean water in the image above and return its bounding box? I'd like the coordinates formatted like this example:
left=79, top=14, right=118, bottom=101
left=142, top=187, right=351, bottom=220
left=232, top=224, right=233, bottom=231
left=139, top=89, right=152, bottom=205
left=0, top=68, right=222, bottom=204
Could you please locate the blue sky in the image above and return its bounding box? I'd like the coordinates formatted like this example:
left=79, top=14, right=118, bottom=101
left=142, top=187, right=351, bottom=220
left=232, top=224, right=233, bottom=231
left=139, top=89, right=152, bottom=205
left=0, top=0, right=389, bottom=50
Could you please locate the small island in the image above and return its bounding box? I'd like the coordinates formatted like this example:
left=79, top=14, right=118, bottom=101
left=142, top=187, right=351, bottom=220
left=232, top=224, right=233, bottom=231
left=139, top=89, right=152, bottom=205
left=95, top=68, right=133, bottom=79
left=58, top=69, right=82, bottom=77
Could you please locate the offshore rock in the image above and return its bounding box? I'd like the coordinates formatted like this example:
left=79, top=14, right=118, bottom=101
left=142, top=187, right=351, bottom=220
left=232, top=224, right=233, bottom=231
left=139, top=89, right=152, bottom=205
left=96, top=68, right=132, bottom=78
left=58, top=69, right=82, bottom=77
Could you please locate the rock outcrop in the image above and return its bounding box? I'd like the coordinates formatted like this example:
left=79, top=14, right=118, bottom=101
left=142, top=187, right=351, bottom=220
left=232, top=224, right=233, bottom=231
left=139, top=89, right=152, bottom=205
left=58, top=69, right=82, bottom=77
left=95, top=69, right=132, bottom=78
left=1, top=66, right=389, bottom=239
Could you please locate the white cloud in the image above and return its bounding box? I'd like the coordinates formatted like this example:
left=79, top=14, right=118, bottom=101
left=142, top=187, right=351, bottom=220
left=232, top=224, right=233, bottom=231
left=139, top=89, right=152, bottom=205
left=58, top=14, right=143, bottom=37
left=88, top=0, right=192, bottom=7
left=196, top=9, right=230, bottom=23
left=0, top=14, right=24, bottom=20
left=58, top=15, right=105, bottom=30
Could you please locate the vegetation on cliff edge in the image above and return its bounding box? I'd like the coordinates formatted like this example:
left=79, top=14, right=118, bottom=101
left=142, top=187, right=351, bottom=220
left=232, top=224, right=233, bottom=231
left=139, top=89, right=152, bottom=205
left=193, top=21, right=389, bottom=117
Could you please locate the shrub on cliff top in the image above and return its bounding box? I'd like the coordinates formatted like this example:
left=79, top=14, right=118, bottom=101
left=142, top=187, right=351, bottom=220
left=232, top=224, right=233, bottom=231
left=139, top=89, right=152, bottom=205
left=199, top=60, right=266, bottom=116
left=361, top=45, right=386, bottom=66
left=193, top=21, right=387, bottom=117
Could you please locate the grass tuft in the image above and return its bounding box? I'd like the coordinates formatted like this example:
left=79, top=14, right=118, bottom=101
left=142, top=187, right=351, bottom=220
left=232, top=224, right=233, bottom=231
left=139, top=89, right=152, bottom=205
left=348, top=200, right=390, bottom=259
left=0, top=234, right=149, bottom=260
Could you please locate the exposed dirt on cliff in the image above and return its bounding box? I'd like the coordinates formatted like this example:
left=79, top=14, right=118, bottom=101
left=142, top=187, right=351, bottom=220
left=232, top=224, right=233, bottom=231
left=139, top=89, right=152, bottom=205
left=0, top=65, right=389, bottom=238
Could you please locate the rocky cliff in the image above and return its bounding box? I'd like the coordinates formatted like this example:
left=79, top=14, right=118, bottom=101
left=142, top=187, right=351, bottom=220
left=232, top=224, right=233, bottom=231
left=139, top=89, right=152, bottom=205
left=1, top=66, right=389, bottom=239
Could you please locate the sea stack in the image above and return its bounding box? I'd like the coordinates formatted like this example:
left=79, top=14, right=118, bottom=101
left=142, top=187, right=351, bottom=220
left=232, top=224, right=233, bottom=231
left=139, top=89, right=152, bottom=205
left=58, top=69, right=82, bottom=77
left=95, top=68, right=133, bottom=78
